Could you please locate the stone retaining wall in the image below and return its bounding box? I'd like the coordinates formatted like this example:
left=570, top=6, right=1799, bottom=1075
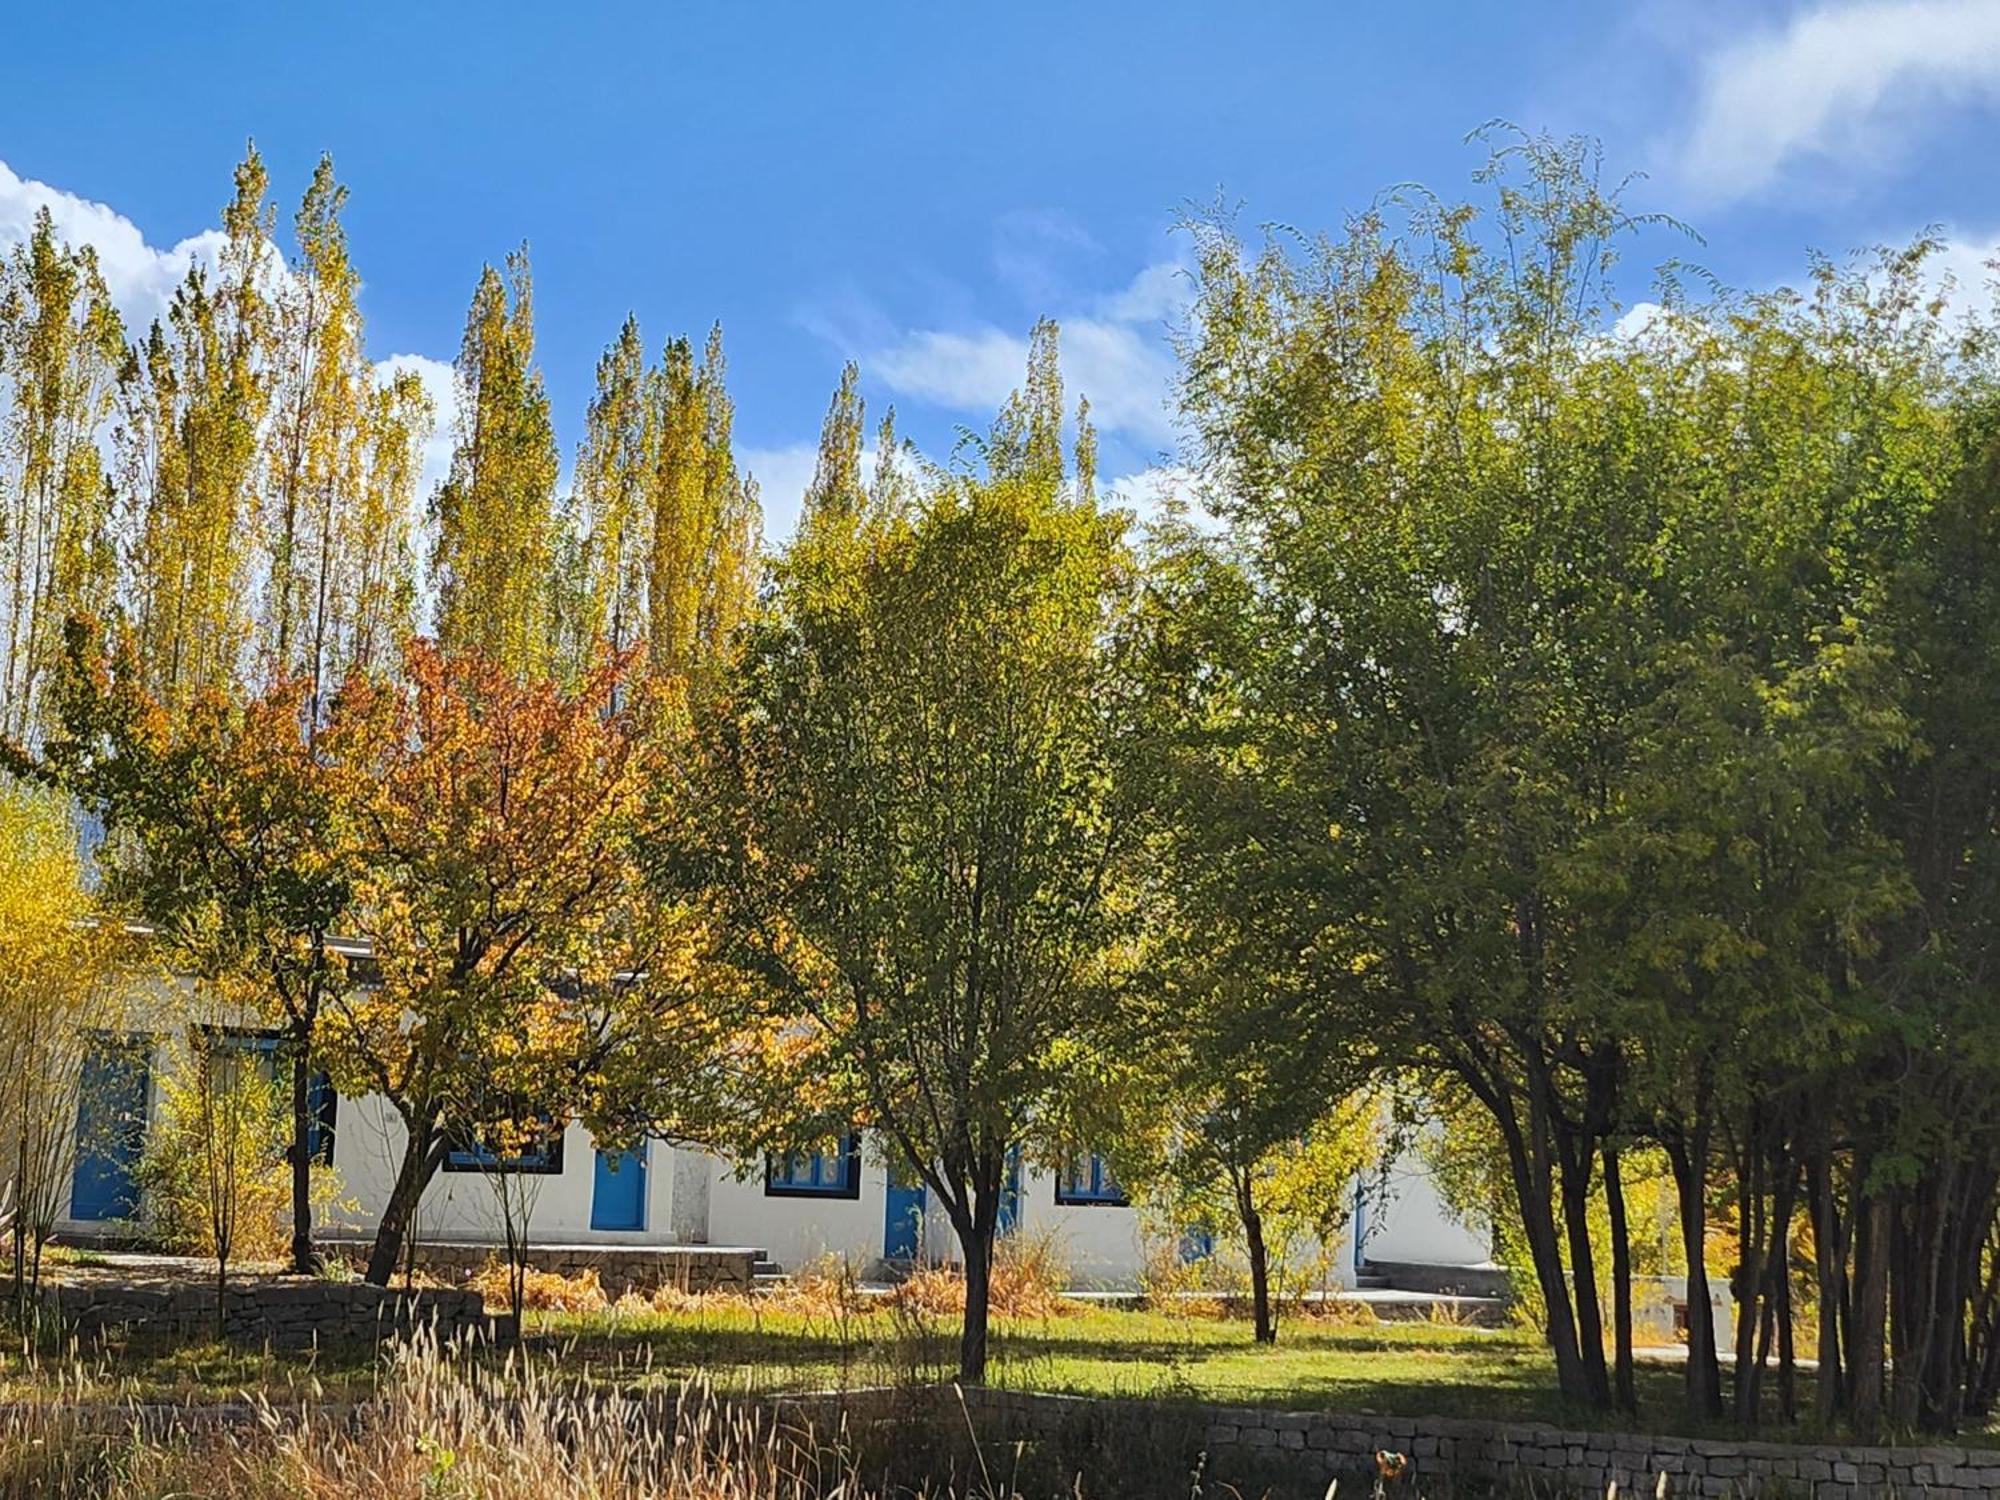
left=43, top=1279, right=498, bottom=1349
left=785, top=1386, right=2000, bottom=1499
left=986, top=1388, right=2000, bottom=1498
left=322, top=1241, right=759, bottom=1298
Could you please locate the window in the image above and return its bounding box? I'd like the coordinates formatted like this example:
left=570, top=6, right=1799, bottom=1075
left=207, top=1028, right=337, bottom=1166
left=1054, top=1152, right=1128, bottom=1207
left=442, top=1114, right=566, bottom=1175
left=765, top=1133, right=861, bottom=1198
left=1179, top=1227, right=1216, bottom=1263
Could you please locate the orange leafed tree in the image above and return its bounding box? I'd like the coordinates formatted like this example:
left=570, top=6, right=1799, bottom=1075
left=321, top=638, right=737, bottom=1286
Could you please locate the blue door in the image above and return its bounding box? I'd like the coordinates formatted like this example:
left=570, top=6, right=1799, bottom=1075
left=884, top=1164, right=926, bottom=1260
left=591, top=1143, right=647, bottom=1230
left=70, top=1037, right=149, bottom=1221
left=584, top=1152, right=648, bottom=1232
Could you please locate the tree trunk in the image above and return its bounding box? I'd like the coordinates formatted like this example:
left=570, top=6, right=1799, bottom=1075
left=286, top=1018, right=320, bottom=1275
left=1666, top=1122, right=1724, bottom=1420
left=1469, top=1075, right=1593, bottom=1403
left=1558, top=1148, right=1612, bottom=1409
left=1850, top=1192, right=1891, bottom=1439
left=1236, top=1167, right=1275, bottom=1344
left=1603, top=1143, right=1637, bottom=1413
left=364, top=1117, right=442, bottom=1287
left=957, top=1205, right=997, bottom=1385
left=1809, top=1150, right=1847, bottom=1424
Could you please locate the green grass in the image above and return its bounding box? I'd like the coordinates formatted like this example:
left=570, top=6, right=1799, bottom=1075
left=1, top=1294, right=1844, bottom=1442
left=536, top=1302, right=1717, bottom=1434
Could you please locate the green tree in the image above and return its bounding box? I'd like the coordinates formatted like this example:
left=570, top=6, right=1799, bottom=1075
left=1172, top=132, right=1917, bottom=1416
left=666, top=330, right=1136, bottom=1383
left=43, top=622, right=363, bottom=1274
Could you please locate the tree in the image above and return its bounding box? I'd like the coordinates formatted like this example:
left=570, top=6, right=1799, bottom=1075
left=1172, top=132, right=1918, bottom=1416
left=320, top=639, right=732, bottom=1286
left=0, top=775, right=126, bottom=1322
left=566, top=319, right=760, bottom=682
left=141, top=1012, right=293, bottom=1334
left=1125, top=522, right=1385, bottom=1343
left=0, top=208, right=126, bottom=743
left=255, top=156, right=432, bottom=709
left=666, top=330, right=1137, bottom=1383
left=429, top=248, right=560, bottom=678
left=42, top=622, right=364, bottom=1274
left=118, top=146, right=273, bottom=719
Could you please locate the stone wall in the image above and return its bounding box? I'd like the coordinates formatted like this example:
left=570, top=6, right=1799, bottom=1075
left=323, top=1241, right=759, bottom=1298
left=787, top=1386, right=2000, bottom=1499
left=43, top=1279, right=498, bottom=1350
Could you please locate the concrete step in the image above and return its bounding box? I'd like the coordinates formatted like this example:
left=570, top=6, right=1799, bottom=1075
left=1360, top=1258, right=1512, bottom=1300
left=1351, top=1274, right=1391, bottom=1290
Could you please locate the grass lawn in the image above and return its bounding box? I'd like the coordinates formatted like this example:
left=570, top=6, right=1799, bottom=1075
left=1, top=1277, right=1848, bottom=1443
left=535, top=1302, right=1735, bottom=1436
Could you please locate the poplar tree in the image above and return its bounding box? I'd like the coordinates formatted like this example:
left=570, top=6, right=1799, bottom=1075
left=567, top=319, right=759, bottom=681
left=120, top=147, right=274, bottom=718
left=0, top=210, right=125, bottom=741
left=430, top=248, right=559, bottom=677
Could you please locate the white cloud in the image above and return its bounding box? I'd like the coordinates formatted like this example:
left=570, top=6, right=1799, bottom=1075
left=1674, top=0, right=2000, bottom=204
left=1103, top=463, right=1194, bottom=519
left=738, top=442, right=923, bottom=544
left=1920, top=228, right=2000, bottom=307
left=859, top=259, right=1190, bottom=446
left=738, top=441, right=820, bottom=543
left=0, top=158, right=228, bottom=333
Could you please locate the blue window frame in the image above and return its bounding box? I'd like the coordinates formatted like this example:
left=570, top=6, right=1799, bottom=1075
left=765, top=1132, right=861, bottom=1198
left=442, top=1126, right=566, bottom=1175
left=1054, top=1152, right=1128, bottom=1207
left=209, top=1028, right=336, bottom=1165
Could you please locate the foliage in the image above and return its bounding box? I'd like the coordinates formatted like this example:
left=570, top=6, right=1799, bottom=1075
left=42, top=624, right=365, bottom=1273
left=564, top=319, right=761, bottom=683
left=135, top=1023, right=292, bottom=1267
left=0, top=775, right=126, bottom=1312
left=0, top=210, right=124, bottom=743
left=320, top=638, right=740, bottom=1285
left=429, top=248, right=561, bottom=679
left=663, top=326, right=1134, bottom=1382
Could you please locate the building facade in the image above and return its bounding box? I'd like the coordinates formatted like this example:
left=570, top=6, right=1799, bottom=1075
left=55, top=1028, right=1489, bottom=1289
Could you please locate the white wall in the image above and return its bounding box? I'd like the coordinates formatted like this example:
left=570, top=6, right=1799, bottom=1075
left=329, top=1097, right=675, bottom=1247
left=701, top=1145, right=1150, bottom=1286
left=1361, top=1156, right=1493, bottom=1265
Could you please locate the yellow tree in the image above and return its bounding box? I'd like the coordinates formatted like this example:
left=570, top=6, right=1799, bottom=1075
left=430, top=248, right=559, bottom=677
left=0, top=774, right=127, bottom=1313
left=567, top=320, right=760, bottom=682
left=120, top=147, right=274, bottom=718
left=0, top=210, right=126, bottom=742
left=343, top=369, right=430, bottom=680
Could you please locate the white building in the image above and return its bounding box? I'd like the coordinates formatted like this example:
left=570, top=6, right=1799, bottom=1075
left=56, top=1025, right=1489, bottom=1290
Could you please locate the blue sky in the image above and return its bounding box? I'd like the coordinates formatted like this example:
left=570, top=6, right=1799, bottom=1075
left=5, top=1, right=2000, bottom=537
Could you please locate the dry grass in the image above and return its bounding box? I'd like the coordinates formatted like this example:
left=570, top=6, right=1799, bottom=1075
left=467, top=1259, right=613, bottom=1314
left=893, top=1234, right=1077, bottom=1323
left=465, top=1236, right=1080, bottom=1331
left=0, top=1332, right=876, bottom=1500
